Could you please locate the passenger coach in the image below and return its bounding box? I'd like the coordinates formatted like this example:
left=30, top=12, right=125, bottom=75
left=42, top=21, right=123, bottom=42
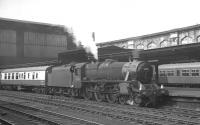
left=0, top=66, right=50, bottom=91
left=159, top=62, right=200, bottom=87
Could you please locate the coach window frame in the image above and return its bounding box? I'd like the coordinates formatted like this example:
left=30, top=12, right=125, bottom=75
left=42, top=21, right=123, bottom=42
left=4, top=73, right=7, bottom=80
left=181, top=69, right=190, bottom=76
left=167, top=70, right=174, bottom=76
left=8, top=73, right=11, bottom=79
left=18, top=73, right=21, bottom=80
left=12, top=73, right=14, bottom=80
left=16, top=73, right=19, bottom=79
left=36, top=72, right=38, bottom=79
left=32, top=72, right=35, bottom=80
left=27, top=72, right=30, bottom=79
left=159, top=70, right=166, bottom=76
left=191, top=69, right=199, bottom=76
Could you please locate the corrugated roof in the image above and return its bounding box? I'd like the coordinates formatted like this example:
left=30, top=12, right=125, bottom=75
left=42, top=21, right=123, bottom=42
left=0, top=17, right=64, bottom=28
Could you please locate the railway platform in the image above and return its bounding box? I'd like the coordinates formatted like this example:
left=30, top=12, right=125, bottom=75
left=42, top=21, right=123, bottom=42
left=166, top=87, right=200, bottom=98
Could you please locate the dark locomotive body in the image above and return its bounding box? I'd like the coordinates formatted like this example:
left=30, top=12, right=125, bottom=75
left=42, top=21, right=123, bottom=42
left=0, top=59, right=167, bottom=107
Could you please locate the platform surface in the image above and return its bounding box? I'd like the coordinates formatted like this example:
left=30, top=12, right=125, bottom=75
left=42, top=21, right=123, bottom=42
left=166, top=87, right=200, bottom=98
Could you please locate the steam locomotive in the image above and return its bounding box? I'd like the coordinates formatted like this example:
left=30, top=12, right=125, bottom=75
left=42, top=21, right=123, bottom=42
left=0, top=59, right=168, bottom=107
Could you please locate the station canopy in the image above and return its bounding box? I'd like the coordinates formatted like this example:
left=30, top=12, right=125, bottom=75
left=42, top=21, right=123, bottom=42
left=98, top=43, right=200, bottom=64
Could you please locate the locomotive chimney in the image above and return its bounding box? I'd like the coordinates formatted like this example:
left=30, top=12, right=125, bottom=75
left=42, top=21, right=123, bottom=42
left=131, top=49, right=141, bottom=61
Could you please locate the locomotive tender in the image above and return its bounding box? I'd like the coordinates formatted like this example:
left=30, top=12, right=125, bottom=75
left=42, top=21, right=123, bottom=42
left=0, top=59, right=167, bottom=107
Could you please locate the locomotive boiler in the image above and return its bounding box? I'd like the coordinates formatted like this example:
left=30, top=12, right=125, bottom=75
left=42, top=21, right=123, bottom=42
left=85, top=59, right=152, bottom=83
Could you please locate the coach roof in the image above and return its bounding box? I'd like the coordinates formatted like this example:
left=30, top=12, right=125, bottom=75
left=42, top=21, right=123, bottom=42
left=159, top=62, right=200, bottom=69
left=1, top=66, right=51, bottom=73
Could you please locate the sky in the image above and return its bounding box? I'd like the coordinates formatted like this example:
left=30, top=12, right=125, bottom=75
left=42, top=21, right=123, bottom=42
left=0, top=0, right=200, bottom=45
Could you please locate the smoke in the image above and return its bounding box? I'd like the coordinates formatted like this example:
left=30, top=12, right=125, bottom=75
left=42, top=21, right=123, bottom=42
left=82, top=41, right=98, bottom=60
left=64, top=26, right=98, bottom=60
left=72, top=31, right=98, bottom=60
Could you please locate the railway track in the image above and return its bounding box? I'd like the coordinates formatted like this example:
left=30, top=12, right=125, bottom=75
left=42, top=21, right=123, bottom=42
left=0, top=117, right=14, bottom=125
left=0, top=99, right=103, bottom=125
left=0, top=90, right=200, bottom=125
left=0, top=102, right=59, bottom=125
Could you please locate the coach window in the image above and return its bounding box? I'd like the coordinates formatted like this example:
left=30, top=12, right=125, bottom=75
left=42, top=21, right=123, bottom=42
left=159, top=71, right=165, bottom=76
left=24, top=72, right=26, bottom=79
left=28, top=73, right=30, bottom=79
left=167, top=70, right=174, bottom=76
left=18, top=73, right=21, bottom=79
left=12, top=73, right=14, bottom=79
left=16, top=73, right=18, bottom=79
left=191, top=69, right=199, bottom=76
left=21, top=73, right=24, bottom=79
left=9, top=73, right=11, bottom=80
left=36, top=73, right=38, bottom=79
left=8, top=73, right=11, bottom=79
left=32, top=72, right=35, bottom=80
left=19, top=73, right=22, bottom=79
left=4, top=73, right=7, bottom=80
left=182, top=69, right=190, bottom=76
left=18, top=73, right=20, bottom=79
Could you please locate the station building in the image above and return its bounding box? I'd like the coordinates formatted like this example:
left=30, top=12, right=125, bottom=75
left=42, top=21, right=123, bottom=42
left=97, top=24, right=200, bottom=50
left=97, top=24, right=200, bottom=64
left=0, top=18, right=76, bottom=66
